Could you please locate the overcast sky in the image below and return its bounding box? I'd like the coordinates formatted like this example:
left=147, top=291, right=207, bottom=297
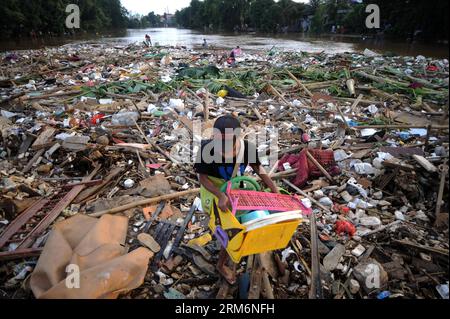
left=121, top=0, right=309, bottom=15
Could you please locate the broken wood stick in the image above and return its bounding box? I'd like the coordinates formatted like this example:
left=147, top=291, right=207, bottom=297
left=382, top=67, right=441, bottom=90
left=305, top=150, right=334, bottom=182
left=74, top=167, right=125, bottom=204
left=435, top=162, right=448, bottom=216
left=22, top=148, right=45, bottom=173
left=268, top=84, right=290, bottom=105
left=105, top=92, right=143, bottom=101
left=204, top=89, right=210, bottom=121
left=336, top=104, right=351, bottom=131
left=0, top=248, right=43, bottom=261
left=21, top=90, right=82, bottom=101
left=309, top=208, right=323, bottom=299
left=393, top=239, right=449, bottom=256
left=248, top=255, right=263, bottom=299
left=291, top=239, right=312, bottom=277
left=255, top=168, right=297, bottom=181
left=261, top=270, right=275, bottom=299
left=252, top=106, right=263, bottom=120
left=282, top=179, right=332, bottom=214
left=334, top=96, right=385, bottom=106
left=133, top=119, right=180, bottom=164
left=89, top=188, right=200, bottom=217
left=350, top=94, right=364, bottom=113
left=286, top=70, right=313, bottom=97
left=31, top=126, right=57, bottom=150
left=360, top=220, right=403, bottom=237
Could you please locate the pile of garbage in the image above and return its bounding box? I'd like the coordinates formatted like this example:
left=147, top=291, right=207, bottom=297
left=0, top=42, right=448, bottom=300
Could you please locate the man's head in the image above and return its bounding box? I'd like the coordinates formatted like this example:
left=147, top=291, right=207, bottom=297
left=213, top=115, right=241, bottom=156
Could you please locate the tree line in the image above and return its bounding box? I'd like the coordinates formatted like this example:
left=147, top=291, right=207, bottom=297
left=174, top=0, right=449, bottom=41
left=1, top=0, right=447, bottom=41
left=0, top=0, right=129, bottom=38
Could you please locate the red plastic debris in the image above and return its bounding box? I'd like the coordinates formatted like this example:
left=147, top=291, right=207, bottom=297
left=302, top=133, right=311, bottom=143
left=319, top=234, right=332, bottom=242
left=335, top=220, right=356, bottom=237
left=67, top=55, right=81, bottom=62
left=427, top=65, right=439, bottom=72
left=91, top=114, right=106, bottom=125
left=146, top=164, right=163, bottom=169
left=333, top=204, right=351, bottom=215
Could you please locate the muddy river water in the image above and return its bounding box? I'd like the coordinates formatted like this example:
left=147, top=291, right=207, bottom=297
left=1, top=28, right=448, bottom=58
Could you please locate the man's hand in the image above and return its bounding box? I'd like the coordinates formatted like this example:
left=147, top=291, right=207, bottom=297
left=252, top=164, right=280, bottom=194
left=270, top=186, right=281, bottom=194
left=218, top=193, right=232, bottom=212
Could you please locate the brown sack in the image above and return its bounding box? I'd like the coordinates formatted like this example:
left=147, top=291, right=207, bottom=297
left=30, top=214, right=153, bottom=299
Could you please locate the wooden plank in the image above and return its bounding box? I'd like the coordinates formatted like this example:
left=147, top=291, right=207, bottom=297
left=74, top=166, right=124, bottom=204
left=216, top=280, right=231, bottom=299
left=259, top=252, right=278, bottom=279
left=31, top=126, right=57, bottom=150
left=0, top=248, right=43, bottom=261
left=22, top=148, right=45, bottom=173
left=412, top=155, right=438, bottom=173
left=17, top=166, right=101, bottom=249
left=261, top=270, right=275, bottom=299
left=18, top=134, right=36, bottom=157
left=248, top=256, right=263, bottom=299
left=309, top=210, right=323, bottom=299
left=0, top=198, right=49, bottom=249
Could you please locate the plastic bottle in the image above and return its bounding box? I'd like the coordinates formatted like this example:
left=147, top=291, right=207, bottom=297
left=111, top=112, right=139, bottom=126
left=377, top=291, right=391, bottom=300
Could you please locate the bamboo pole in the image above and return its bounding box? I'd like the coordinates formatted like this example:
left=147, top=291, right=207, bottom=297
left=21, top=90, right=82, bottom=101
left=268, top=84, right=290, bottom=105
left=133, top=119, right=180, bottom=165
left=204, top=88, right=210, bottom=121
left=305, top=150, right=334, bottom=183
left=90, top=188, right=200, bottom=217
left=286, top=70, right=313, bottom=97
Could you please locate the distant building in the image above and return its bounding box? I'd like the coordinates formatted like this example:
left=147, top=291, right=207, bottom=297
left=161, top=13, right=175, bottom=27
left=165, top=14, right=174, bottom=25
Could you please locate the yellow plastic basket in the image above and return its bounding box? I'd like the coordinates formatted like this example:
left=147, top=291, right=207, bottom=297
left=208, top=194, right=308, bottom=263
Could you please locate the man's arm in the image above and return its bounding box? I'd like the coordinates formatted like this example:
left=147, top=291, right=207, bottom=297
left=251, top=164, right=280, bottom=194
left=199, top=174, right=232, bottom=212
